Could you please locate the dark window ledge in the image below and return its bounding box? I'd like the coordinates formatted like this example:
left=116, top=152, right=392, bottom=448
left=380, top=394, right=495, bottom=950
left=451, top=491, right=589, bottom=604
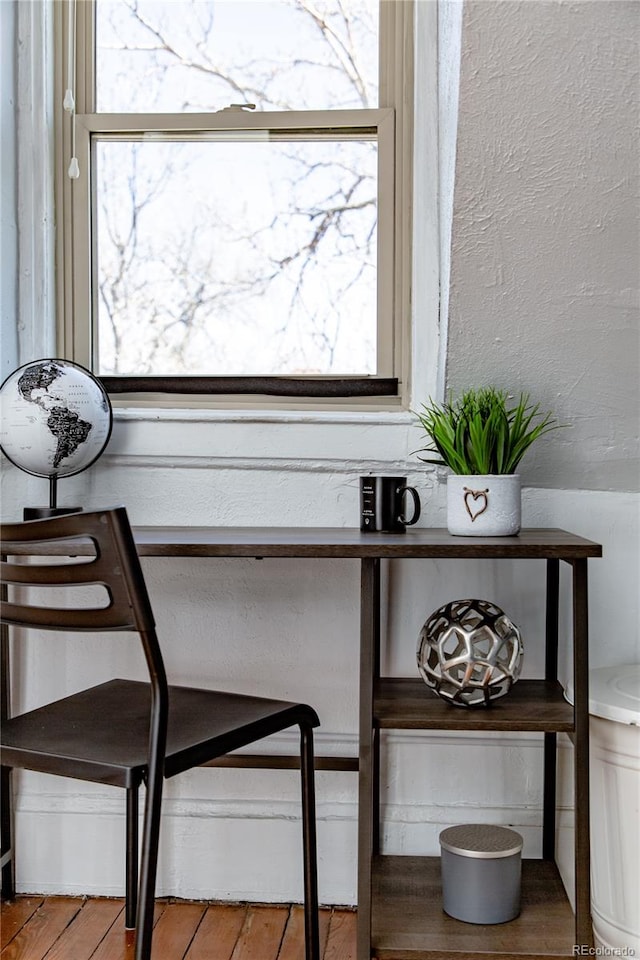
left=99, top=376, right=398, bottom=398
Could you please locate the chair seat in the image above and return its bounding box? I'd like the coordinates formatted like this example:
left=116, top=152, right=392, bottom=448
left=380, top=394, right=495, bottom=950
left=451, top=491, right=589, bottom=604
left=1, top=679, right=320, bottom=788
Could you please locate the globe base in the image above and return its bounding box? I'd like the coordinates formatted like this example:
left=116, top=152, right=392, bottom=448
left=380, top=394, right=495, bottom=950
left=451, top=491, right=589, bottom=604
left=23, top=506, right=83, bottom=521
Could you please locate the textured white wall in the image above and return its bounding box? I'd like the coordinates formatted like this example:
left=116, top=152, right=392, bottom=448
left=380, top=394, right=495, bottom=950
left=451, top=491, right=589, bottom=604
left=447, top=0, right=639, bottom=492
left=0, top=0, right=18, bottom=378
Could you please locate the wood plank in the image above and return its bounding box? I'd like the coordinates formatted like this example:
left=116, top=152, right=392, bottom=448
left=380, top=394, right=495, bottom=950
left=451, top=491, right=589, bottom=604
left=88, top=901, right=165, bottom=960
left=43, top=899, right=123, bottom=960
left=0, top=897, right=44, bottom=950
left=323, top=909, right=357, bottom=960
left=276, top=905, right=332, bottom=960
left=185, top=903, right=247, bottom=960
left=374, top=679, right=574, bottom=732
left=202, top=756, right=358, bottom=773
left=150, top=902, right=207, bottom=960
left=372, top=856, right=575, bottom=959
left=229, top=905, right=289, bottom=960
left=1, top=899, right=358, bottom=960
left=0, top=897, right=81, bottom=960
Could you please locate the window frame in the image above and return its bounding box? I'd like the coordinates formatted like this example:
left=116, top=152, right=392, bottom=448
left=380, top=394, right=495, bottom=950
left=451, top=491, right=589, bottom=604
left=55, top=0, right=415, bottom=410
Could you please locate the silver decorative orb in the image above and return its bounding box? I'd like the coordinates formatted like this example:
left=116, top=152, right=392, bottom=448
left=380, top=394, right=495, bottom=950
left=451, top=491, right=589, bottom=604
left=417, top=599, right=523, bottom=707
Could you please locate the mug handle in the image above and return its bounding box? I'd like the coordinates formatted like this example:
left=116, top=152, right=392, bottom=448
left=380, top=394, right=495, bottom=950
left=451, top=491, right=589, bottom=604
left=397, top=485, right=421, bottom=526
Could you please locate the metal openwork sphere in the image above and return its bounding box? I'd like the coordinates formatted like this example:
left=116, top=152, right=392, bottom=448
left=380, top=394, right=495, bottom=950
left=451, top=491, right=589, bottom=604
left=417, top=599, right=523, bottom=707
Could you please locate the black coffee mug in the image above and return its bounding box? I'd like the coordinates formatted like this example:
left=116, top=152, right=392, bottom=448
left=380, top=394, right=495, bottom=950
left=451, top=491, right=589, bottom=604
left=360, top=476, right=421, bottom=533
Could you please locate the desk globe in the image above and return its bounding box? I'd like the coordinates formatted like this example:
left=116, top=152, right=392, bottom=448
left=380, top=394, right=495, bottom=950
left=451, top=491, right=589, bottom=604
left=0, top=359, right=112, bottom=518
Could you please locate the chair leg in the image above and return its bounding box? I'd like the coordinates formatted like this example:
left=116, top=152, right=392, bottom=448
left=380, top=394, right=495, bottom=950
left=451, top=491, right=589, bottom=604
left=1, top=766, right=15, bottom=900
left=134, top=768, right=164, bottom=960
left=125, top=785, right=139, bottom=929
left=300, top=723, right=320, bottom=960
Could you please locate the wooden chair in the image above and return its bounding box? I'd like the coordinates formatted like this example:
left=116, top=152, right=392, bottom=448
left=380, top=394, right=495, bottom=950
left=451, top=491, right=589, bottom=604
left=0, top=507, right=320, bottom=960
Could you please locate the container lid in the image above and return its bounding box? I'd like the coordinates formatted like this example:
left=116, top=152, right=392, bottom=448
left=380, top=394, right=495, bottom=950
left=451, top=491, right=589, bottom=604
left=588, top=664, right=640, bottom=726
left=439, top=824, right=523, bottom=860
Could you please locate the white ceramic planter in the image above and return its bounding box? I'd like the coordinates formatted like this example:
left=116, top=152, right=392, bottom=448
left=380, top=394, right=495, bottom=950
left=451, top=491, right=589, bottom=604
left=447, top=474, right=521, bottom=537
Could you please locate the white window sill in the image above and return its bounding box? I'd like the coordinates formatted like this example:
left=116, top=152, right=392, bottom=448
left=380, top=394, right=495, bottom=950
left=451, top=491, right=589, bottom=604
left=112, top=406, right=416, bottom=427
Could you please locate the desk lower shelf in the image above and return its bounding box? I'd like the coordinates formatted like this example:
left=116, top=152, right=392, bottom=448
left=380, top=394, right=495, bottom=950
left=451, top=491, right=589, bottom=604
left=374, top=679, right=574, bottom=732
left=371, top=855, right=575, bottom=959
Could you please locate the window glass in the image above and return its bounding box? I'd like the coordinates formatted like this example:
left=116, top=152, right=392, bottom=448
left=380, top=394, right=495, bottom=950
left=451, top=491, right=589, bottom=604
left=62, top=0, right=412, bottom=400
left=94, top=135, right=378, bottom=376
left=95, top=0, right=379, bottom=113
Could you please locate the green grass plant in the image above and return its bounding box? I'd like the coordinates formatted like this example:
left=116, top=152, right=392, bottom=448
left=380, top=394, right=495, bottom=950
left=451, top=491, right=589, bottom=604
left=414, top=387, right=563, bottom=476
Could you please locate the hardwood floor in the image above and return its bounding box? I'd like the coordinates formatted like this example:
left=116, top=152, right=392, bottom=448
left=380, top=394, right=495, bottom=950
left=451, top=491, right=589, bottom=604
left=0, top=897, right=357, bottom=960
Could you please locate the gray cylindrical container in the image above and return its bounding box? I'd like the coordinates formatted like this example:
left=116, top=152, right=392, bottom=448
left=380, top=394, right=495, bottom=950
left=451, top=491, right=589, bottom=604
left=439, top=824, right=523, bottom=924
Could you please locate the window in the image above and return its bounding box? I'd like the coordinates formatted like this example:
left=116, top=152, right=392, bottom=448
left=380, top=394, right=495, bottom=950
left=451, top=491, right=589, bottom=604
left=56, top=0, right=414, bottom=406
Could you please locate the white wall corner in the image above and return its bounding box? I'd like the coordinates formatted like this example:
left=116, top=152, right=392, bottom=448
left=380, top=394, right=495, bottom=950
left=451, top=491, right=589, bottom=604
left=410, top=0, right=442, bottom=408
left=435, top=0, right=463, bottom=401
left=1, top=0, right=19, bottom=377
left=16, top=0, right=55, bottom=364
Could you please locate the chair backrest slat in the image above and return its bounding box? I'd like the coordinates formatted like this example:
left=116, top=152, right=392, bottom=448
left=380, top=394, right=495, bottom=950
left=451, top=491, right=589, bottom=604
left=1, top=507, right=156, bottom=635
left=0, top=600, right=134, bottom=632
left=2, top=557, right=102, bottom=586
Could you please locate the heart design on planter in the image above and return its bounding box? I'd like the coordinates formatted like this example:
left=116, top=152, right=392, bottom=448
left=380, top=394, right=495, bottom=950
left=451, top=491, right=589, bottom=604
left=463, top=486, right=490, bottom=522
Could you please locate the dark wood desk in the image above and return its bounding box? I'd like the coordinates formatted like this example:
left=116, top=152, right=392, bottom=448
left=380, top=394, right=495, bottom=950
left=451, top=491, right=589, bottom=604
left=130, top=525, right=599, bottom=559
left=1, top=526, right=602, bottom=959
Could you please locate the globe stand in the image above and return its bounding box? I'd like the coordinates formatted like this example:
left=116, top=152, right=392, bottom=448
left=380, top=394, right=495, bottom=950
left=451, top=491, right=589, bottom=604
left=23, top=475, right=81, bottom=521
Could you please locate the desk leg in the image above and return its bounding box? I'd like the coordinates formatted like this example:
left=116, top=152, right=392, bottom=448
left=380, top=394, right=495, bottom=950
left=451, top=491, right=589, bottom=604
left=573, top=558, right=593, bottom=949
left=1, top=601, right=15, bottom=899
left=543, top=558, right=559, bottom=860
left=357, top=558, right=379, bottom=960
left=372, top=559, right=381, bottom=858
